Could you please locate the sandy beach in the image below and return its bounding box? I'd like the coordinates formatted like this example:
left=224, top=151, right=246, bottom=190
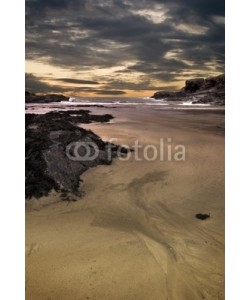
left=26, top=106, right=225, bottom=300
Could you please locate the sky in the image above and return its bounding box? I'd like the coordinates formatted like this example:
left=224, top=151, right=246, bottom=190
left=25, top=0, right=225, bottom=97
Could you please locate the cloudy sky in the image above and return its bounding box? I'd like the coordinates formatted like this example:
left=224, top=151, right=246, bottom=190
left=25, top=0, right=225, bottom=97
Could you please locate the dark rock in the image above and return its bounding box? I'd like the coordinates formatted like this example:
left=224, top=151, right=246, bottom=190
left=203, top=74, right=225, bottom=91
left=191, top=91, right=225, bottom=104
left=152, top=91, right=185, bottom=100
left=25, top=91, right=69, bottom=103
left=183, top=78, right=205, bottom=93
left=26, top=109, right=129, bottom=200
left=151, top=74, right=225, bottom=105
left=195, top=213, right=210, bottom=220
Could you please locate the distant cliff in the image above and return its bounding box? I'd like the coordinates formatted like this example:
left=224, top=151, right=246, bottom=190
left=152, top=74, right=225, bottom=105
left=25, top=91, right=69, bottom=103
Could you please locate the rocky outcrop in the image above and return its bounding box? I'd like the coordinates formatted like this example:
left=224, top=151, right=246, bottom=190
left=152, top=74, right=225, bottom=105
left=152, top=91, right=185, bottom=100
left=25, top=91, right=69, bottom=103
left=183, top=78, right=205, bottom=93
left=26, top=110, right=128, bottom=200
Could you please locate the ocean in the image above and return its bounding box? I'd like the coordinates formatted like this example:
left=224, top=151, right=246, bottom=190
left=25, top=97, right=221, bottom=115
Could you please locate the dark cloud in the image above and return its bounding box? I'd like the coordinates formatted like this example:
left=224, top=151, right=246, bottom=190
left=95, top=90, right=126, bottom=95
left=105, top=84, right=178, bottom=92
left=26, top=0, right=224, bottom=94
left=25, top=73, right=66, bottom=93
left=54, top=78, right=99, bottom=85
left=25, top=73, right=126, bottom=95
left=102, top=78, right=178, bottom=91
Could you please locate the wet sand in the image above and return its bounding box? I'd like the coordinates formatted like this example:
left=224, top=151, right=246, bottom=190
left=26, top=107, right=225, bottom=300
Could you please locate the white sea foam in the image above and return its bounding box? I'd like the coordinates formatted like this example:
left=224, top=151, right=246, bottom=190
left=26, top=96, right=222, bottom=115
left=179, top=101, right=211, bottom=106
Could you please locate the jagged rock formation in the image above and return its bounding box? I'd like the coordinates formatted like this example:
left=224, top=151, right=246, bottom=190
left=25, top=91, right=69, bottom=103
left=152, top=74, right=225, bottom=105
left=26, top=110, right=128, bottom=200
